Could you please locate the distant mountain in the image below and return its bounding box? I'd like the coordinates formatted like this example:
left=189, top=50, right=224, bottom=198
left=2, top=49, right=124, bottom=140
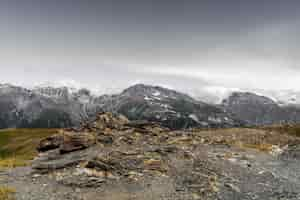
left=1, top=83, right=300, bottom=129
left=99, top=84, right=243, bottom=129
left=0, top=83, right=242, bottom=129
left=268, top=90, right=300, bottom=106
left=0, top=84, right=103, bottom=129
left=222, top=92, right=300, bottom=125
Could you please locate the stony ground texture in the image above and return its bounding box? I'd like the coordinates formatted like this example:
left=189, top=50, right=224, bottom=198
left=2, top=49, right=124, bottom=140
left=1, top=113, right=300, bottom=200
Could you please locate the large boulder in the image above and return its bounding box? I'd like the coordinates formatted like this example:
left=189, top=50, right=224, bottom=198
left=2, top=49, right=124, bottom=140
left=60, top=131, right=96, bottom=153
left=91, top=112, right=129, bottom=131
left=37, top=134, right=63, bottom=152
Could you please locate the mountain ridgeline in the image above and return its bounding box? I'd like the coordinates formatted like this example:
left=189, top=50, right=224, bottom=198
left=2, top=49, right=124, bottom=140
left=0, top=83, right=300, bottom=129
left=222, top=92, right=300, bottom=125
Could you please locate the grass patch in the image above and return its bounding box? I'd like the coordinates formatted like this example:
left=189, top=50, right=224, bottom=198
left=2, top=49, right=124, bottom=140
left=263, top=124, right=300, bottom=137
left=0, top=128, right=58, bottom=168
left=0, top=186, right=16, bottom=200
left=240, top=143, right=274, bottom=152
left=0, top=158, right=28, bottom=168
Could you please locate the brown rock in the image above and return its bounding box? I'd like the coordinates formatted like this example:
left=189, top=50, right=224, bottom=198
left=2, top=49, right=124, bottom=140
left=60, top=132, right=96, bottom=154
left=37, top=134, right=63, bottom=152
left=125, top=120, right=152, bottom=127
left=85, top=159, right=116, bottom=172
left=97, top=135, right=114, bottom=145
left=93, top=113, right=129, bottom=131
left=144, top=159, right=165, bottom=171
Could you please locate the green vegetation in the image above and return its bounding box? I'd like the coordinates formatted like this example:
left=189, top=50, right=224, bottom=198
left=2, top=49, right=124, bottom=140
left=0, top=128, right=58, bottom=168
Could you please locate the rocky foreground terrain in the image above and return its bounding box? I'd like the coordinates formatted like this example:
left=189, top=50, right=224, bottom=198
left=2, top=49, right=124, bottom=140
left=1, top=112, right=300, bottom=200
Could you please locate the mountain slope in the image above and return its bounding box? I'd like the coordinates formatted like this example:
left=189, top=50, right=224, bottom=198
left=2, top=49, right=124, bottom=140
left=222, top=92, right=300, bottom=125
left=0, top=84, right=103, bottom=129
left=101, top=84, right=243, bottom=129
left=2, top=83, right=300, bottom=129
left=0, top=83, right=243, bottom=129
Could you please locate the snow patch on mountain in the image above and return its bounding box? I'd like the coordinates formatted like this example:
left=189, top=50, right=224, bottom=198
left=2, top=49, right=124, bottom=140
left=189, top=114, right=200, bottom=123
left=255, top=90, right=300, bottom=106
left=152, top=91, right=161, bottom=96
left=4, top=78, right=300, bottom=108
left=32, top=80, right=113, bottom=97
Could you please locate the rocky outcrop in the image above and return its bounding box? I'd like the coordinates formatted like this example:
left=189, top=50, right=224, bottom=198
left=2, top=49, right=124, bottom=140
left=90, top=112, right=129, bottom=131
left=30, top=112, right=300, bottom=200
left=37, top=130, right=97, bottom=154
left=60, top=132, right=96, bottom=153
left=37, top=134, right=63, bottom=152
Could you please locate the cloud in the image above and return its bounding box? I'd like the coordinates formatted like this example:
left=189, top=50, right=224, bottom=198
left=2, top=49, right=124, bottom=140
left=142, top=62, right=300, bottom=91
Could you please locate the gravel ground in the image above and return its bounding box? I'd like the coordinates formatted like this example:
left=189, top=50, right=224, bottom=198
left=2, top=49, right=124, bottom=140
left=2, top=143, right=300, bottom=200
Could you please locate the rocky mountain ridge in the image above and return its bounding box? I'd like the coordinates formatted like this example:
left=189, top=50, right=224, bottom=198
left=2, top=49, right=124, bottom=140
left=99, top=84, right=243, bottom=129
left=223, top=92, right=300, bottom=125
left=0, top=83, right=103, bottom=128
left=0, top=83, right=300, bottom=129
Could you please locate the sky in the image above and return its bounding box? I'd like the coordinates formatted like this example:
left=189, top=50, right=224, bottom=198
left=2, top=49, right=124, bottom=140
left=0, top=0, right=300, bottom=100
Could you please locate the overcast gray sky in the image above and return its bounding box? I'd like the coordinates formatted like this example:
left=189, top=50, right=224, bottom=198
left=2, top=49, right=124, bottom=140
left=0, top=0, right=300, bottom=96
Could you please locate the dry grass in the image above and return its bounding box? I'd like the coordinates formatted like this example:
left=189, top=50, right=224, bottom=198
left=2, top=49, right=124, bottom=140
left=193, top=127, right=300, bottom=152
left=262, top=124, right=300, bottom=137
left=0, top=128, right=58, bottom=168
left=239, top=143, right=274, bottom=152
left=0, top=158, right=28, bottom=168
left=0, top=186, right=16, bottom=200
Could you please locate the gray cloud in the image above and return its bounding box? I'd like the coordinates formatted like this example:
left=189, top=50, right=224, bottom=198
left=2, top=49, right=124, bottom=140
left=0, top=0, right=300, bottom=95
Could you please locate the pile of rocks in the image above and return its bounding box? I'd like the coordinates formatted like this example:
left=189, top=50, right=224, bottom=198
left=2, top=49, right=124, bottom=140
left=32, top=112, right=221, bottom=199
left=31, top=112, right=300, bottom=200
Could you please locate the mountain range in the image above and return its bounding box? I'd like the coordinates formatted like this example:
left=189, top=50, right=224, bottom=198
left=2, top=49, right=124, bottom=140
left=0, top=83, right=300, bottom=129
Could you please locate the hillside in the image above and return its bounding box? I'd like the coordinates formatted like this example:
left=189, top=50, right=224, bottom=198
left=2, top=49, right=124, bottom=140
left=100, top=84, right=243, bottom=129
left=1, top=113, right=300, bottom=200
left=222, top=92, right=300, bottom=125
